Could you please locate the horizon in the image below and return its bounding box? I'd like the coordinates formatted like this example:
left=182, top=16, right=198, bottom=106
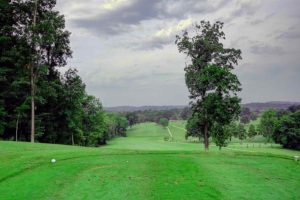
left=104, top=100, right=300, bottom=108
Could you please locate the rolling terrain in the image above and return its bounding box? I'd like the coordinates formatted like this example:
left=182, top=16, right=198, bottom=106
left=0, top=122, right=300, bottom=199
left=104, top=101, right=300, bottom=112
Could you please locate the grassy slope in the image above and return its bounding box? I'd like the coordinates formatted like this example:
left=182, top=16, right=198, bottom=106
left=0, top=122, right=300, bottom=200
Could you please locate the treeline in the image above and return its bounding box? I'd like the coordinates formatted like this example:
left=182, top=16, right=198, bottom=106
left=123, top=107, right=192, bottom=127
left=122, top=106, right=257, bottom=127
left=239, top=107, right=258, bottom=124
left=0, top=0, right=128, bottom=146
left=208, top=105, right=300, bottom=150
left=259, top=106, right=300, bottom=150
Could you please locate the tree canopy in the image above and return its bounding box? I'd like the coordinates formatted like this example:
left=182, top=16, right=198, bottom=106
left=0, top=0, right=128, bottom=146
left=176, top=21, right=242, bottom=150
left=258, top=109, right=277, bottom=143
left=158, top=118, right=169, bottom=127
left=273, top=111, right=300, bottom=150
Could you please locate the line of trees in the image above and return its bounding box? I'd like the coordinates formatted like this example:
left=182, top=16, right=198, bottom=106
left=210, top=106, right=300, bottom=150
left=0, top=0, right=128, bottom=146
left=122, top=108, right=192, bottom=126
left=240, top=107, right=258, bottom=124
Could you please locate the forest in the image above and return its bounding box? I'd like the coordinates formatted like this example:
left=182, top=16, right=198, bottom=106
left=0, top=0, right=128, bottom=146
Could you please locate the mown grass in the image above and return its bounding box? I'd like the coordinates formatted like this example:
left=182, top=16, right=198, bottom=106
left=0, top=122, right=300, bottom=200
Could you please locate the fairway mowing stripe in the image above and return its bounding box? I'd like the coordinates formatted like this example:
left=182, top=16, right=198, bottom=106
left=224, top=148, right=294, bottom=160
left=170, top=125, right=186, bottom=131
left=167, top=127, right=173, bottom=138
left=0, top=151, right=292, bottom=184
left=225, top=147, right=254, bottom=152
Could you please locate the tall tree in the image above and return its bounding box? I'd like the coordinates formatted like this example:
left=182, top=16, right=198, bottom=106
left=0, top=0, right=31, bottom=140
left=176, top=21, right=242, bottom=150
left=21, top=0, right=72, bottom=142
left=30, top=0, right=38, bottom=142
left=62, top=69, right=85, bottom=145
left=237, top=123, right=247, bottom=144
left=0, top=0, right=12, bottom=137
left=258, top=109, right=277, bottom=143
left=248, top=124, right=257, bottom=141
left=82, top=95, right=107, bottom=146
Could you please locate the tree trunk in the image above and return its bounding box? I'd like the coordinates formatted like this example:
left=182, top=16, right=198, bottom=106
left=15, top=113, right=19, bottom=142
left=30, top=67, right=35, bottom=143
left=204, top=123, right=209, bottom=151
left=30, top=0, right=38, bottom=143
left=71, top=133, right=74, bottom=145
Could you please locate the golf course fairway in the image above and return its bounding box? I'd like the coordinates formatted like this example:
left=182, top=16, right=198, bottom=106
left=1, top=122, right=300, bottom=200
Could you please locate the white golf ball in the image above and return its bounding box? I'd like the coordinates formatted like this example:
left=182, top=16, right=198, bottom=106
left=51, top=159, right=56, bottom=163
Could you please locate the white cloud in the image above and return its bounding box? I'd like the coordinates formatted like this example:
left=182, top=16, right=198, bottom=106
left=155, top=18, right=192, bottom=37
left=102, top=0, right=130, bottom=10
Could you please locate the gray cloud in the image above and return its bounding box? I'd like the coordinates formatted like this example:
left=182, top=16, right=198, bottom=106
left=249, top=13, right=275, bottom=25
left=158, top=0, right=230, bottom=18
left=72, top=0, right=160, bottom=35
left=250, top=44, right=285, bottom=55
left=132, top=34, right=174, bottom=50
left=249, top=19, right=263, bottom=26
left=277, top=27, right=300, bottom=40
left=55, top=0, right=300, bottom=106
left=231, top=2, right=259, bottom=17
left=71, top=0, right=230, bottom=36
left=236, top=64, right=300, bottom=103
left=220, top=1, right=261, bottom=24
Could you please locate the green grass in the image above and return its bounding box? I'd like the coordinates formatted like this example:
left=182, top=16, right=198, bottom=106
left=0, top=122, right=300, bottom=199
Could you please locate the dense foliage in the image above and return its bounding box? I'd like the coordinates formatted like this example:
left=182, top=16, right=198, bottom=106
left=273, top=111, right=300, bottom=150
left=258, top=109, right=277, bottom=143
left=158, top=118, right=169, bottom=127
left=240, top=107, right=258, bottom=124
left=256, top=107, right=300, bottom=150
left=125, top=112, right=138, bottom=127
left=176, top=21, right=242, bottom=150
left=211, top=123, right=231, bottom=150
left=0, top=0, right=128, bottom=146
left=248, top=124, right=257, bottom=140
left=123, top=108, right=191, bottom=124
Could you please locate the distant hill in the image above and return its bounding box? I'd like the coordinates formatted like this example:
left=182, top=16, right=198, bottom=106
left=242, top=101, right=300, bottom=112
left=104, top=105, right=186, bottom=112
left=104, top=101, right=300, bottom=112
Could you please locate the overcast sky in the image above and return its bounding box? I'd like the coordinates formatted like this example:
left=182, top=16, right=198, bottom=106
left=55, top=0, right=300, bottom=107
